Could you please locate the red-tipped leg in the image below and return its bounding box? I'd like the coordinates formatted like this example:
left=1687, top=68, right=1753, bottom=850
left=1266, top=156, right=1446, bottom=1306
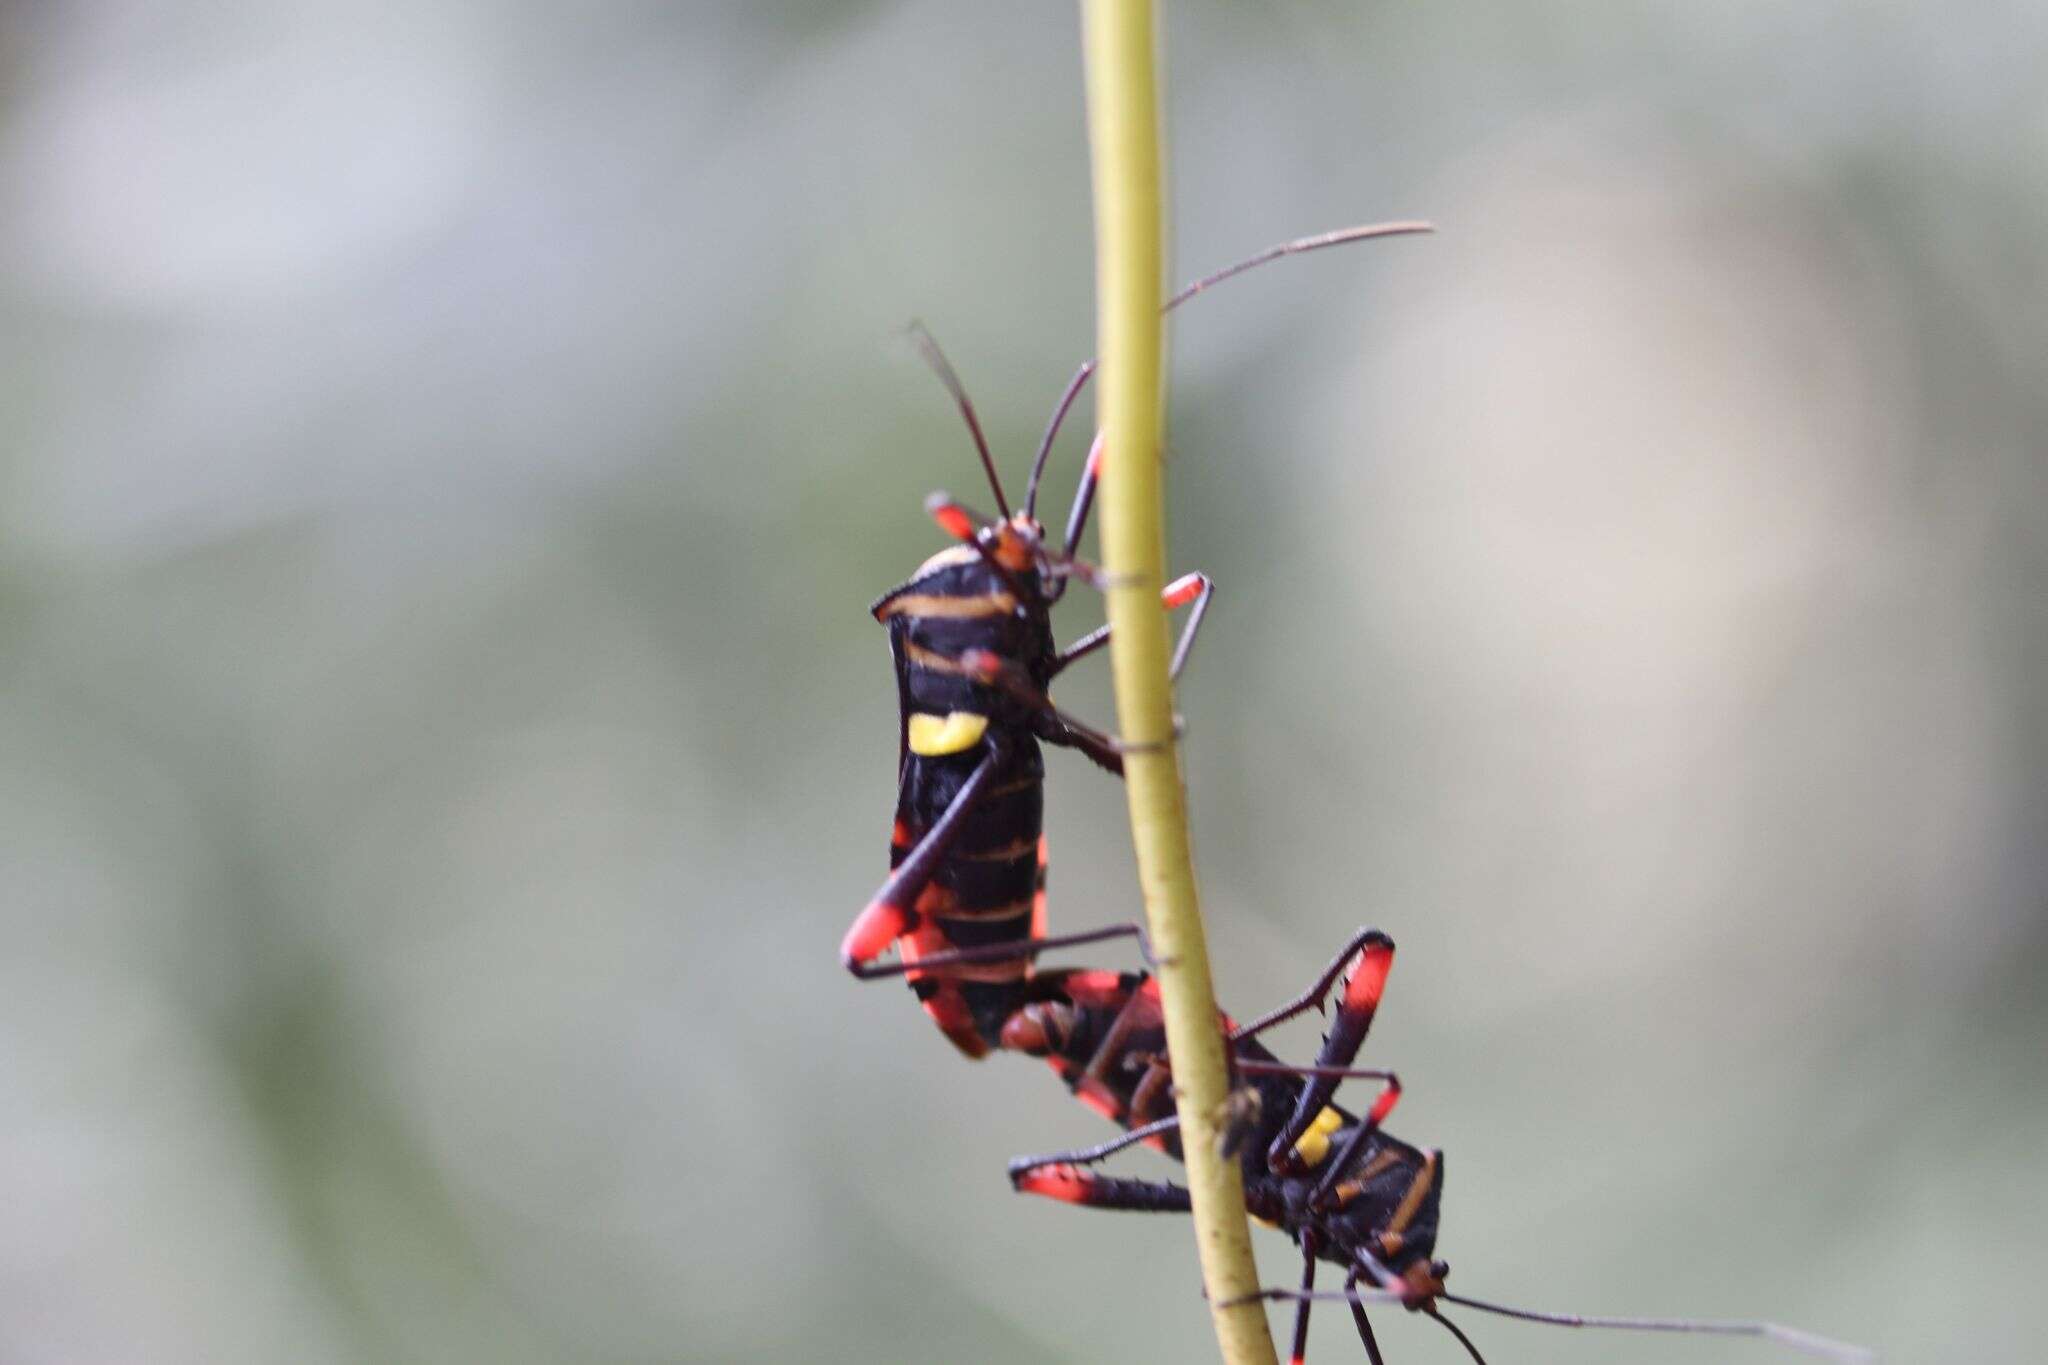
left=1012, top=1163, right=1094, bottom=1204
left=1222, top=1056, right=1403, bottom=1212
left=1007, top=1113, right=1194, bottom=1213
left=1009, top=1163, right=1192, bottom=1214
left=1059, top=430, right=1106, bottom=564
left=841, top=735, right=1011, bottom=979
left=1305, top=1076, right=1404, bottom=1210
left=1050, top=568, right=1216, bottom=682
left=1289, top=1233, right=1321, bottom=1365
left=1232, top=928, right=1396, bottom=1044
left=1223, top=928, right=1396, bottom=1174
left=1160, top=571, right=1204, bottom=609
left=925, top=490, right=982, bottom=542
left=840, top=899, right=914, bottom=972
left=1341, top=934, right=1394, bottom=1016
left=1161, top=572, right=1214, bottom=681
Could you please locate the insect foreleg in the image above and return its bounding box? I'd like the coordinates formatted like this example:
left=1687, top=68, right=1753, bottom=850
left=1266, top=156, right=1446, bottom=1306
left=1050, top=570, right=1214, bottom=682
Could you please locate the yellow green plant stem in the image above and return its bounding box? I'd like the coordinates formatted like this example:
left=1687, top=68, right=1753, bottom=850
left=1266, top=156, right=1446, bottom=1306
left=1079, top=4, right=1278, bottom=1363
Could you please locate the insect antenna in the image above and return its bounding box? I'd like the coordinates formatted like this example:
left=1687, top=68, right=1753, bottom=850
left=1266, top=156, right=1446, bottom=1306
left=1164, top=220, right=1432, bottom=313
left=1024, top=360, right=1094, bottom=519
left=1425, top=1308, right=1490, bottom=1365
left=907, top=321, right=1011, bottom=519
left=1436, top=1292, right=1875, bottom=1363
left=1342, top=1269, right=1387, bottom=1365
left=1024, top=218, right=1436, bottom=516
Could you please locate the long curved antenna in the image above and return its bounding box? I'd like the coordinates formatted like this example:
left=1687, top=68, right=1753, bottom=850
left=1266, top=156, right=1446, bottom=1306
left=1166, top=220, right=1433, bottom=313
left=1024, top=361, right=1096, bottom=519
left=907, top=321, right=1010, bottom=519
left=1022, top=219, right=1435, bottom=516
left=1426, top=1308, right=1490, bottom=1365
left=1438, top=1293, right=1875, bottom=1363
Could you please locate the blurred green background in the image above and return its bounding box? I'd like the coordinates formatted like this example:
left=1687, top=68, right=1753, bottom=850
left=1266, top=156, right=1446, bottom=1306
left=3, top=3, right=2043, bottom=1362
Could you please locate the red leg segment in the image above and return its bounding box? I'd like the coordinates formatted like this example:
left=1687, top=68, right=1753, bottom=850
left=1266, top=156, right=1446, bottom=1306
left=840, top=735, right=1011, bottom=975
left=1049, top=569, right=1215, bottom=682
left=1009, top=1164, right=1192, bottom=1214
left=1249, top=931, right=1397, bottom=1174
left=1289, top=1234, right=1320, bottom=1365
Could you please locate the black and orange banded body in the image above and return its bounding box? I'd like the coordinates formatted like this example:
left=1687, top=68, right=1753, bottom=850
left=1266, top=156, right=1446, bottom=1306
left=973, top=932, right=1867, bottom=1363
left=1000, top=957, right=1444, bottom=1289
left=844, top=504, right=1202, bottom=1058
left=842, top=222, right=1444, bottom=1056
left=869, top=542, right=1063, bottom=1055
left=993, top=944, right=1873, bottom=1363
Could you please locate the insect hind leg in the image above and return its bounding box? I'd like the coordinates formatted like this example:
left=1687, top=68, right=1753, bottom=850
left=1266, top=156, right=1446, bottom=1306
left=841, top=735, right=1014, bottom=975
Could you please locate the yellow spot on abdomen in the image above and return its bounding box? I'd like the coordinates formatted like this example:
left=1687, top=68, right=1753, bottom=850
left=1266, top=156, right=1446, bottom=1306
left=1291, top=1107, right=1345, bottom=1168
left=907, top=710, right=990, bottom=756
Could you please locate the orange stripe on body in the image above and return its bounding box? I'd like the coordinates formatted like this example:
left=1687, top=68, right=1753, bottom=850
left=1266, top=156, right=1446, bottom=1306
left=933, top=898, right=1035, bottom=923
left=875, top=591, right=1018, bottom=621
left=1385, top=1150, right=1437, bottom=1238
left=955, top=836, right=1038, bottom=862
left=903, top=642, right=970, bottom=675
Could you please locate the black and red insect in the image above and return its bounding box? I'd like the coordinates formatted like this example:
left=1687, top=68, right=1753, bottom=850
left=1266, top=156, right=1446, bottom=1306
left=1001, top=928, right=1438, bottom=1364
left=995, top=930, right=1871, bottom=1365
left=839, top=222, right=1432, bottom=1057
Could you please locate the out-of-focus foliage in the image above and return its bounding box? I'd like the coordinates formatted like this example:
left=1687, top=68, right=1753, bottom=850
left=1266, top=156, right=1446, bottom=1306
left=1, top=3, right=2041, bottom=1362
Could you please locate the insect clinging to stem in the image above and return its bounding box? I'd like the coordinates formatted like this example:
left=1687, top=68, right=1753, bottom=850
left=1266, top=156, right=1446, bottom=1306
left=996, top=929, right=1875, bottom=1365
left=839, top=220, right=1434, bottom=1058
